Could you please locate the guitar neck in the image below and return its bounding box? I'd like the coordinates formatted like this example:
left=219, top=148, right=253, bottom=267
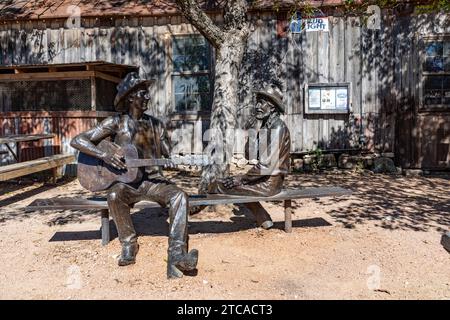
left=126, top=159, right=172, bottom=168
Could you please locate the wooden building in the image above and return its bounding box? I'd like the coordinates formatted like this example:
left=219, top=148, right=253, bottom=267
left=0, top=1, right=448, bottom=171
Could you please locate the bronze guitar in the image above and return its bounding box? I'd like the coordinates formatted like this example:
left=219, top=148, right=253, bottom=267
left=77, top=140, right=211, bottom=192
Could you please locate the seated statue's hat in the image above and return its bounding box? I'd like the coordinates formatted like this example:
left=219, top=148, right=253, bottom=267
left=114, top=72, right=155, bottom=111
left=253, top=84, right=285, bottom=114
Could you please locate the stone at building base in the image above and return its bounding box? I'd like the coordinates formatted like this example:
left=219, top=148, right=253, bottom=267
left=302, top=155, right=315, bottom=172
left=381, top=152, right=395, bottom=158
left=403, top=169, right=423, bottom=177
left=372, top=157, right=397, bottom=174
left=441, top=232, right=450, bottom=253
left=338, top=154, right=360, bottom=170
left=362, top=156, right=374, bottom=168
left=292, top=159, right=304, bottom=172
left=321, top=154, right=337, bottom=168
left=303, top=155, right=314, bottom=165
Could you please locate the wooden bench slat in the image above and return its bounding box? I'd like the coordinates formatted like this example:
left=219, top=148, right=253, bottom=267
left=0, top=134, right=55, bottom=144
left=0, top=154, right=75, bottom=181
left=25, top=187, right=352, bottom=211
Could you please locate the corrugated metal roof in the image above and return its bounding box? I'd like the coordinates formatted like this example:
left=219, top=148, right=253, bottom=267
left=0, top=61, right=137, bottom=70
left=0, top=0, right=367, bottom=21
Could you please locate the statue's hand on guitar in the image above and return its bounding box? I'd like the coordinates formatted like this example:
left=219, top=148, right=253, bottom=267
left=101, top=151, right=127, bottom=170
left=163, top=162, right=177, bottom=170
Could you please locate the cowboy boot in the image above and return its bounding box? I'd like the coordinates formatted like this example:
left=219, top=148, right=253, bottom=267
left=118, top=242, right=139, bottom=266
left=167, top=248, right=199, bottom=279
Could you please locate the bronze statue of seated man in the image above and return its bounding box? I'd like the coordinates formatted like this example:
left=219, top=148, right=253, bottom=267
left=208, top=84, right=291, bottom=229
left=71, top=72, right=198, bottom=279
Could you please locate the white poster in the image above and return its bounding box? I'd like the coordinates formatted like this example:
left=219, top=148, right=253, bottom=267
left=321, top=88, right=336, bottom=109
left=309, top=88, right=321, bottom=109
left=335, top=88, right=348, bottom=109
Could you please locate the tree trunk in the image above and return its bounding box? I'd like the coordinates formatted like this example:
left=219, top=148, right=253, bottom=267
left=199, top=31, right=248, bottom=192
left=174, top=0, right=250, bottom=192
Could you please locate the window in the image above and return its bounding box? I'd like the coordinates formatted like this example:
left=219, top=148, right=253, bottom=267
left=421, top=38, right=450, bottom=110
left=172, top=35, right=212, bottom=113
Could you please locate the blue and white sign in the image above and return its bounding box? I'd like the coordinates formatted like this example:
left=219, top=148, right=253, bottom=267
left=289, top=17, right=330, bottom=33
left=305, top=18, right=329, bottom=32
left=289, top=17, right=302, bottom=33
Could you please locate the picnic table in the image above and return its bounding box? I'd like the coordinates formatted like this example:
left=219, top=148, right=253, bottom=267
left=0, top=134, right=55, bottom=162
left=0, top=133, right=74, bottom=182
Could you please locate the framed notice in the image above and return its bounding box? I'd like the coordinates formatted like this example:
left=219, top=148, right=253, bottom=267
left=305, top=83, right=351, bottom=114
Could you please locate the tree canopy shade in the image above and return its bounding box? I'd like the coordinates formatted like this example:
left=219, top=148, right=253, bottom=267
left=0, top=1, right=448, bottom=21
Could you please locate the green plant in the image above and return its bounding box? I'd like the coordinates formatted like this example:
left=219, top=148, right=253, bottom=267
left=355, top=158, right=365, bottom=172
left=415, top=0, right=450, bottom=13
left=309, top=147, right=324, bottom=172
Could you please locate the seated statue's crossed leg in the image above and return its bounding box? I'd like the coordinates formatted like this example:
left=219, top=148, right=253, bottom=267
left=140, top=179, right=198, bottom=279
left=210, top=176, right=285, bottom=229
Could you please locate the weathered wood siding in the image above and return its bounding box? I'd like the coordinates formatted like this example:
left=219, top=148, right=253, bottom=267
left=0, top=11, right=448, bottom=169
left=0, top=112, right=114, bottom=174
left=393, top=13, right=450, bottom=169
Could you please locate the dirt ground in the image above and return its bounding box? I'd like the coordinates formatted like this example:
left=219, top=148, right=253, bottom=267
left=0, top=170, right=449, bottom=300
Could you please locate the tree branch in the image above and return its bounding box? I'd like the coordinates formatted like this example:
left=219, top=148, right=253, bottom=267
left=174, top=0, right=225, bottom=49
left=223, top=0, right=248, bottom=31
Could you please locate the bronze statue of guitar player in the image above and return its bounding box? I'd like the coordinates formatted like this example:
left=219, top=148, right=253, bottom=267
left=71, top=72, right=200, bottom=279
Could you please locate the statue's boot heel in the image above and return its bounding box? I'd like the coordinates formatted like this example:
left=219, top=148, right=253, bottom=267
left=167, top=249, right=199, bottom=279
left=261, top=220, right=274, bottom=230
left=118, top=242, right=139, bottom=266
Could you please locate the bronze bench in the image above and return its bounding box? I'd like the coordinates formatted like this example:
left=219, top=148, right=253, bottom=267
left=26, top=186, right=352, bottom=245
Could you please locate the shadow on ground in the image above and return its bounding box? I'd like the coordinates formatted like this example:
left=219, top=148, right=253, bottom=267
left=285, top=172, right=450, bottom=232
left=2, top=171, right=449, bottom=234
left=49, top=205, right=332, bottom=243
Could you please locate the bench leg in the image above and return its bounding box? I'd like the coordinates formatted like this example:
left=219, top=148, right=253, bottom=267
left=52, top=167, right=58, bottom=184
left=284, top=199, right=292, bottom=233
left=101, top=209, right=110, bottom=246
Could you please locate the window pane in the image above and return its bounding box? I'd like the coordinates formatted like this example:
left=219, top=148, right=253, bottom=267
left=444, top=76, right=450, bottom=105
left=173, top=37, right=186, bottom=56
left=185, top=49, right=209, bottom=72
left=424, top=90, right=442, bottom=105
left=175, top=93, right=186, bottom=112
left=444, top=42, right=450, bottom=56
left=444, top=57, right=450, bottom=72
left=424, top=76, right=443, bottom=90
left=425, top=42, right=443, bottom=56
left=173, top=75, right=211, bottom=112
left=186, top=94, right=201, bottom=112
left=173, top=55, right=186, bottom=73
left=172, top=35, right=210, bottom=72
left=422, top=41, right=450, bottom=108
left=172, top=35, right=211, bottom=113
left=174, top=75, right=210, bottom=94
left=423, top=76, right=444, bottom=106
left=424, top=56, right=444, bottom=72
